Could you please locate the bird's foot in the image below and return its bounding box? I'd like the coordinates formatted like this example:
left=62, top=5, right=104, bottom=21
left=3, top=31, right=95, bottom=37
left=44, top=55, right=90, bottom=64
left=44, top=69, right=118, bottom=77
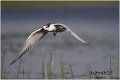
left=53, top=32, right=57, bottom=36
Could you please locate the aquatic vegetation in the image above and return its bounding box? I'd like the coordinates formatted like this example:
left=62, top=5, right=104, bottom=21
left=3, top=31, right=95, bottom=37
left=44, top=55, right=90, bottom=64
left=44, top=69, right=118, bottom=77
left=1, top=32, right=119, bottom=79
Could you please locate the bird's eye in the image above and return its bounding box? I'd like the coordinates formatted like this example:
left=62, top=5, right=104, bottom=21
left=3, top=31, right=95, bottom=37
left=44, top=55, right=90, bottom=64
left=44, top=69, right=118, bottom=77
left=46, top=26, right=48, bottom=28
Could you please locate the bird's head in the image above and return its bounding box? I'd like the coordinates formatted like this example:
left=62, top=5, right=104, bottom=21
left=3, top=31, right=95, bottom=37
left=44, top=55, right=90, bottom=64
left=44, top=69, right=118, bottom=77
left=43, top=25, right=49, bottom=31
left=43, top=23, right=56, bottom=31
left=43, top=23, right=51, bottom=31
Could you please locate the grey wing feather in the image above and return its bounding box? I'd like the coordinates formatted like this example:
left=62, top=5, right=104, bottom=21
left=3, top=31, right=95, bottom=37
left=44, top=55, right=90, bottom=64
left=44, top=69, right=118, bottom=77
left=56, top=23, right=88, bottom=44
left=66, top=26, right=88, bottom=44
left=10, top=28, right=48, bottom=65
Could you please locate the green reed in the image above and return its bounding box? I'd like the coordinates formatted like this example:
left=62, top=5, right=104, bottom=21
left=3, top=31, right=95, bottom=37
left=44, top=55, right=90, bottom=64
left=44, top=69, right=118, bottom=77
left=41, top=50, right=55, bottom=79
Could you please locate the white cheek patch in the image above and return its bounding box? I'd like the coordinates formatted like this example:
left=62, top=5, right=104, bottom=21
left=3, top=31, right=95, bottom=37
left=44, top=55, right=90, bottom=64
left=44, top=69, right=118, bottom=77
left=43, top=26, right=46, bottom=28
left=43, top=26, right=48, bottom=31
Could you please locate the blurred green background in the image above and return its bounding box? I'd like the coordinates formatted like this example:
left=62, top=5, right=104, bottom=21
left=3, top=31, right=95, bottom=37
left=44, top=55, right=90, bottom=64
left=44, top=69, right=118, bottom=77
left=2, top=1, right=118, bottom=8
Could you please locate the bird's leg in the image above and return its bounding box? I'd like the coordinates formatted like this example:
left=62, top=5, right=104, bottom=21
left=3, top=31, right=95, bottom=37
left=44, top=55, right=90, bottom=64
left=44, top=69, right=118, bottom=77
left=53, top=32, right=57, bottom=36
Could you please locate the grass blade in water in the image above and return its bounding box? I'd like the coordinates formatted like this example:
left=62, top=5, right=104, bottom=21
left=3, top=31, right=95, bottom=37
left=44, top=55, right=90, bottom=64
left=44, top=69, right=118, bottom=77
left=46, top=53, right=55, bottom=79
left=27, top=64, right=31, bottom=79
left=60, top=54, right=64, bottom=79
left=69, top=64, right=74, bottom=79
left=41, top=50, right=48, bottom=79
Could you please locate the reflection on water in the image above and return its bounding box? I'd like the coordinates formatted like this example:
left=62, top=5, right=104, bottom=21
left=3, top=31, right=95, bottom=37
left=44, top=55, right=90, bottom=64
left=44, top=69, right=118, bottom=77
left=1, top=5, right=119, bottom=79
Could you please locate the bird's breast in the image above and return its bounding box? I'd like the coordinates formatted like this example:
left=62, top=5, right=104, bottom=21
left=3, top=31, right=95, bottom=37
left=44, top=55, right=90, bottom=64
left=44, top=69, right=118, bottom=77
left=48, top=25, right=56, bottom=32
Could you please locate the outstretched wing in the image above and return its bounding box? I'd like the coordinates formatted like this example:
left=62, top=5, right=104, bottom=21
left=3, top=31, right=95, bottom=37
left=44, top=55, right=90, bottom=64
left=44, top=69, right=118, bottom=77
left=10, top=28, right=48, bottom=65
left=65, top=26, right=88, bottom=44
left=55, top=23, right=88, bottom=44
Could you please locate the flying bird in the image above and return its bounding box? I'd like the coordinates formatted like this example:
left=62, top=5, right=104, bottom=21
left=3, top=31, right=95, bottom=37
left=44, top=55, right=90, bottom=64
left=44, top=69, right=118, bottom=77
left=10, top=23, right=88, bottom=65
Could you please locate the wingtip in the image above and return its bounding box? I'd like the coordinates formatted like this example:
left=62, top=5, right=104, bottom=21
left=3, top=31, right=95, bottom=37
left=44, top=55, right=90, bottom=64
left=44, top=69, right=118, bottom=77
left=9, top=59, right=16, bottom=65
left=9, top=62, right=14, bottom=65
left=83, top=42, right=90, bottom=45
left=9, top=63, right=13, bottom=65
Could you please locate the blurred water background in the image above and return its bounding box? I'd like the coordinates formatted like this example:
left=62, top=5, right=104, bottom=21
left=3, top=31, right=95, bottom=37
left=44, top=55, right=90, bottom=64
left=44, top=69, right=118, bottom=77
left=1, top=1, right=119, bottom=79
